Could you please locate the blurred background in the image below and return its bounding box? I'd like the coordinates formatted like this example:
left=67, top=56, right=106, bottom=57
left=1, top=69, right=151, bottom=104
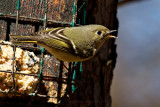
left=111, top=0, right=160, bottom=107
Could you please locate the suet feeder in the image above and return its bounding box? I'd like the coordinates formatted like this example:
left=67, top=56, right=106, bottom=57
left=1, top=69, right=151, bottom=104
left=0, top=0, right=88, bottom=106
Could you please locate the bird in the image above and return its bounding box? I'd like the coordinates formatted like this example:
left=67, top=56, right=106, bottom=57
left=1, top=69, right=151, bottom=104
left=10, top=25, right=117, bottom=62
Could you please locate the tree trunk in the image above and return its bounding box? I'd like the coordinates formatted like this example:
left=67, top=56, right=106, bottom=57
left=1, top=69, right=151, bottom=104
left=59, top=0, right=118, bottom=107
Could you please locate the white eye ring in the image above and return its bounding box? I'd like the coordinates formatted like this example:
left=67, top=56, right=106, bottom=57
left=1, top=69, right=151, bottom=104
left=97, top=31, right=102, bottom=35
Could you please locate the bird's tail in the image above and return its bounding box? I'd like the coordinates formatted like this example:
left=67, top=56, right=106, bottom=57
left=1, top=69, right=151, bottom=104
left=9, top=35, right=38, bottom=44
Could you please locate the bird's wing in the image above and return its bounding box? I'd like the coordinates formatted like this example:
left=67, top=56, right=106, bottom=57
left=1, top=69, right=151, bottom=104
left=36, top=27, right=78, bottom=54
left=10, top=27, right=77, bottom=54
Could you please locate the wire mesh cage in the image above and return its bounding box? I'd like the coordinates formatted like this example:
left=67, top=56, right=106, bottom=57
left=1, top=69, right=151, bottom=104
left=0, top=0, right=88, bottom=105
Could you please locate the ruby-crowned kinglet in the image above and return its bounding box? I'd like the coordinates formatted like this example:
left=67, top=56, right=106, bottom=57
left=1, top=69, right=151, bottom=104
left=10, top=25, right=116, bottom=62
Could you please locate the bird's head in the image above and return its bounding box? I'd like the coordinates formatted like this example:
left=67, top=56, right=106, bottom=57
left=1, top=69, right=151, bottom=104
left=85, top=25, right=117, bottom=50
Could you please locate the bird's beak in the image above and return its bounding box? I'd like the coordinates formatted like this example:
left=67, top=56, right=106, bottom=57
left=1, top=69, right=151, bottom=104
left=105, top=30, right=117, bottom=39
left=107, top=35, right=117, bottom=39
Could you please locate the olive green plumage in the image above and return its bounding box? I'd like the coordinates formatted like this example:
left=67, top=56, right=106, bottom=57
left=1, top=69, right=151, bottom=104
left=10, top=25, right=116, bottom=62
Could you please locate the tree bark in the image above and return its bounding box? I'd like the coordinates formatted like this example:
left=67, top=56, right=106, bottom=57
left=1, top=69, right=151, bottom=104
left=59, top=0, right=118, bottom=107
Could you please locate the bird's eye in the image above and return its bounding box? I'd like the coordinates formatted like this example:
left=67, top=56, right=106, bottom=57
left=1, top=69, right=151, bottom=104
left=97, top=31, right=102, bottom=35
